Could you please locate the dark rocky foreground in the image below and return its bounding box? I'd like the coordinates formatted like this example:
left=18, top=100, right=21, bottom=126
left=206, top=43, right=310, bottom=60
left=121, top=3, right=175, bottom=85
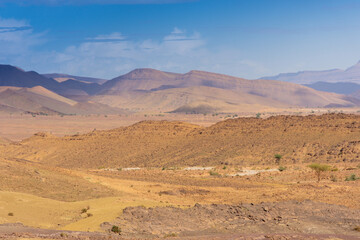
left=103, top=200, right=360, bottom=239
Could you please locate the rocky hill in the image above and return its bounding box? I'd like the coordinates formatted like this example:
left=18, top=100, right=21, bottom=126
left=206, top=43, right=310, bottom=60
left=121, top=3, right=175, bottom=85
left=2, top=114, right=360, bottom=168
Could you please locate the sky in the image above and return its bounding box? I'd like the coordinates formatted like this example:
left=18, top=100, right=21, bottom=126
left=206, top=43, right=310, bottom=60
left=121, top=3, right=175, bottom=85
left=1, top=0, right=360, bottom=79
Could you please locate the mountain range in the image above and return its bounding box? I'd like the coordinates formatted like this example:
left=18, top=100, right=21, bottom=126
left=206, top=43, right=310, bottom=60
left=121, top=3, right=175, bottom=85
left=261, top=61, right=360, bottom=96
left=94, top=68, right=359, bottom=112
left=0, top=64, right=359, bottom=115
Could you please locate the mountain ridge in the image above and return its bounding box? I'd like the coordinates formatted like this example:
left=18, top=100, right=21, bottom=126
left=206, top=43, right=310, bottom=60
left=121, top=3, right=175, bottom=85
left=96, top=68, right=360, bottom=112
left=0, top=64, right=359, bottom=114
left=261, top=60, right=360, bottom=84
left=0, top=86, right=126, bottom=115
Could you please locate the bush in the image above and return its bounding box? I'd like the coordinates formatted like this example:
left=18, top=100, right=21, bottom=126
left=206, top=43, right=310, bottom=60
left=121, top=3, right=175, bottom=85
left=111, top=225, right=121, bottom=234
left=209, top=171, right=220, bottom=176
left=278, top=166, right=287, bottom=172
left=81, top=208, right=87, bottom=214
left=308, top=163, right=331, bottom=182
left=164, top=232, right=178, bottom=237
left=345, top=174, right=359, bottom=181
left=8, top=212, right=13, bottom=216
left=354, top=226, right=360, bottom=232
left=274, top=154, right=282, bottom=164
left=60, top=233, right=68, bottom=237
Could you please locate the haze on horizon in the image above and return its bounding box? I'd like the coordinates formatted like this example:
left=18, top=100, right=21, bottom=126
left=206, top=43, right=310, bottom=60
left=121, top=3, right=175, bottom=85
left=1, top=0, right=360, bottom=79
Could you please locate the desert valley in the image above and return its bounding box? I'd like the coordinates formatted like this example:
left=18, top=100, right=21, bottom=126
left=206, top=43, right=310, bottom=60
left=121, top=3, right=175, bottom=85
left=1, top=63, right=360, bottom=239
left=2, top=0, right=360, bottom=239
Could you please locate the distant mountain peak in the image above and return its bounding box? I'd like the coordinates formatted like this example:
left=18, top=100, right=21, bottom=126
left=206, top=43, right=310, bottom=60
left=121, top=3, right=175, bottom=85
left=122, top=68, right=166, bottom=78
left=130, top=68, right=160, bottom=73
left=262, top=60, right=360, bottom=84
left=185, top=70, right=212, bottom=75
left=117, top=68, right=180, bottom=81
left=345, top=60, right=360, bottom=72
left=184, top=70, right=243, bottom=80
left=0, top=64, right=22, bottom=71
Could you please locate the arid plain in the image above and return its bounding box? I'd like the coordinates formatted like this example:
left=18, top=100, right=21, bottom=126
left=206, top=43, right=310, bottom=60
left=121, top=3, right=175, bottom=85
left=1, top=112, right=360, bottom=239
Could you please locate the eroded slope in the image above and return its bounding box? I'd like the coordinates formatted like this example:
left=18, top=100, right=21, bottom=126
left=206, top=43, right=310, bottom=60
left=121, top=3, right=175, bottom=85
left=2, top=114, right=360, bottom=168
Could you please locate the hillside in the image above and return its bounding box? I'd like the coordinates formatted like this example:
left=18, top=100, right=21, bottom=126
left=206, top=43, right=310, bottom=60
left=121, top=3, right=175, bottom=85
left=0, top=65, right=101, bottom=98
left=304, top=81, right=360, bottom=95
left=0, top=136, right=11, bottom=145
left=43, top=73, right=107, bottom=84
left=0, top=157, right=117, bottom=201
left=95, top=69, right=359, bottom=112
left=0, top=86, right=124, bottom=115
left=2, top=113, right=360, bottom=168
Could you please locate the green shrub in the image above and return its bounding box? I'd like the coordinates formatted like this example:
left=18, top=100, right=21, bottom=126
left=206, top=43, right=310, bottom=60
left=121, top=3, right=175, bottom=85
left=111, top=225, right=121, bottom=234
left=278, top=166, right=287, bottom=172
left=345, top=174, right=359, bottom=181
left=60, top=233, right=68, bottom=237
left=164, top=232, right=178, bottom=238
left=274, top=154, right=282, bottom=164
left=209, top=171, right=220, bottom=176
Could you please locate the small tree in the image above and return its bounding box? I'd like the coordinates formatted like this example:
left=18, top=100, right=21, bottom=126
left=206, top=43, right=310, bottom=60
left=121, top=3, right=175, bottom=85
left=308, top=163, right=330, bottom=182
left=274, top=154, right=282, bottom=165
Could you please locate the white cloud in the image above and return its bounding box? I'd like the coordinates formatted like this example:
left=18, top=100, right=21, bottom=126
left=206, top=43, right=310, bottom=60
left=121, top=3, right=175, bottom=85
left=0, top=17, right=44, bottom=59
left=170, top=27, right=184, bottom=35
left=86, top=32, right=126, bottom=41
left=0, top=18, right=269, bottom=79
left=43, top=27, right=209, bottom=78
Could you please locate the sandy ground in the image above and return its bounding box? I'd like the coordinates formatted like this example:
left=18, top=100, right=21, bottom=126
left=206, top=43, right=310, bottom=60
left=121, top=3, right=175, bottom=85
left=1, top=108, right=357, bottom=141
left=1, top=112, right=360, bottom=239
left=0, top=113, right=217, bottom=141
left=1, top=164, right=360, bottom=232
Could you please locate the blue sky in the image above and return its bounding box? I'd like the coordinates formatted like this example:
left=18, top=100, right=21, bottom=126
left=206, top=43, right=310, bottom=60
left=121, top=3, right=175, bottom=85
left=1, top=0, right=360, bottom=79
